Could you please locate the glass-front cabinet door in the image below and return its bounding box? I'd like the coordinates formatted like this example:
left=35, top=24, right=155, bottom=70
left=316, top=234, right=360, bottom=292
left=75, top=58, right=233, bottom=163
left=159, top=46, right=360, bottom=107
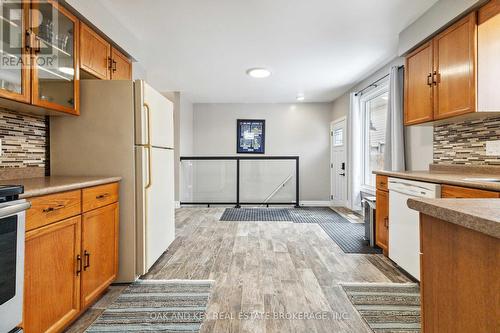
left=31, top=0, right=79, bottom=115
left=0, top=0, right=30, bottom=103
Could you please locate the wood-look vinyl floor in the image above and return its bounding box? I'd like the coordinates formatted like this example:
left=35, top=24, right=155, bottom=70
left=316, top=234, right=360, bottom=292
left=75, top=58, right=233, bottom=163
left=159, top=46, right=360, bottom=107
left=67, top=207, right=410, bottom=333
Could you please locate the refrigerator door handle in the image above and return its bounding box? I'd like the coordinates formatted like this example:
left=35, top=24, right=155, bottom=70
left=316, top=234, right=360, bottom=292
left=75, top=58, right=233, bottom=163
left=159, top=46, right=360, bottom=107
left=144, top=102, right=152, bottom=189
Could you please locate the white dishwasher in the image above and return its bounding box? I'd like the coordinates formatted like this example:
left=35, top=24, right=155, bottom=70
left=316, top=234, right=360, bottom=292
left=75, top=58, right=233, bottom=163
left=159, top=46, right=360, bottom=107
left=388, top=178, right=441, bottom=280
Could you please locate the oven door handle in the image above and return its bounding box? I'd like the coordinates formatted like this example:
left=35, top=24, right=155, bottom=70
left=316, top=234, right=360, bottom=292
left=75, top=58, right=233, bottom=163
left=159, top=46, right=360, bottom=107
left=0, top=201, right=31, bottom=219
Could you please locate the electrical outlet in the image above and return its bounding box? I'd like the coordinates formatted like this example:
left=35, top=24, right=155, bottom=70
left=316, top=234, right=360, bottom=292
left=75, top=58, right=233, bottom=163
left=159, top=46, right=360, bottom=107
left=485, top=140, right=500, bottom=156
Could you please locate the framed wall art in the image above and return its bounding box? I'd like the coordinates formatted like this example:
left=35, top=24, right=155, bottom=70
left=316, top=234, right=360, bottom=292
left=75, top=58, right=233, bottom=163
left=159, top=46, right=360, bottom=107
left=236, top=119, right=265, bottom=154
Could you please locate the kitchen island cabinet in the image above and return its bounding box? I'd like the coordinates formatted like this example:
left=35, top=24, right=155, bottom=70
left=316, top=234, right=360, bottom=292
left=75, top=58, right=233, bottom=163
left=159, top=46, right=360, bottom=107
left=408, top=198, right=499, bottom=333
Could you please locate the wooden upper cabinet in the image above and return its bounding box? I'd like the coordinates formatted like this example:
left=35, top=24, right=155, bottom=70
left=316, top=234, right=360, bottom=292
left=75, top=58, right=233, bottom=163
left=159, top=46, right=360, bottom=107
left=478, top=0, right=500, bottom=111
left=81, top=202, right=119, bottom=308
left=404, top=42, right=434, bottom=125
left=0, top=1, right=31, bottom=103
left=31, top=0, right=80, bottom=115
left=433, top=12, right=477, bottom=120
left=111, top=47, right=132, bottom=80
left=404, top=11, right=478, bottom=125
left=24, top=216, right=81, bottom=333
left=80, top=23, right=111, bottom=80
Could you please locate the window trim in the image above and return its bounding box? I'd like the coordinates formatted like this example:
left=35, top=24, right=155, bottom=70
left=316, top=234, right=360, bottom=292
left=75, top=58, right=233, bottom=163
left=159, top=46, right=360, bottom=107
left=359, top=79, right=389, bottom=192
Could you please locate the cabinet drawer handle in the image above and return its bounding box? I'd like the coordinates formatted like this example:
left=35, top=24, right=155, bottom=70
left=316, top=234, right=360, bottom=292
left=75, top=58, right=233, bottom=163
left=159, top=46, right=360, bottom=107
left=43, top=204, right=65, bottom=213
left=83, top=250, right=91, bottom=270
left=96, top=193, right=110, bottom=200
left=76, top=255, right=82, bottom=276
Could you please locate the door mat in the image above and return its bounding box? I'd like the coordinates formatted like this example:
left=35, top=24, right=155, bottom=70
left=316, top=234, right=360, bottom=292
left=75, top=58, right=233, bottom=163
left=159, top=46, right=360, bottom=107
left=85, top=279, right=214, bottom=332
left=340, top=282, right=421, bottom=333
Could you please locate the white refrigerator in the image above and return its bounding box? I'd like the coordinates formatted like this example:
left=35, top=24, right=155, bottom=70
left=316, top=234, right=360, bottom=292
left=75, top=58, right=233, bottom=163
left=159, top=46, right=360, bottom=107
left=50, top=80, right=175, bottom=282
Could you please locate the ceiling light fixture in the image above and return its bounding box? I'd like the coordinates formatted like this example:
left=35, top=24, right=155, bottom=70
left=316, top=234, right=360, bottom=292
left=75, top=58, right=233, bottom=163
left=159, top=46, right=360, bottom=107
left=246, top=68, right=271, bottom=78
left=296, top=94, right=305, bottom=101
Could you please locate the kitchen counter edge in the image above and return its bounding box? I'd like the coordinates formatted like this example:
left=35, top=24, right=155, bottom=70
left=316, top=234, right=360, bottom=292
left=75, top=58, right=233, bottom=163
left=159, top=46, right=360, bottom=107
left=0, top=176, right=122, bottom=199
left=407, top=198, right=500, bottom=239
left=373, top=170, right=500, bottom=192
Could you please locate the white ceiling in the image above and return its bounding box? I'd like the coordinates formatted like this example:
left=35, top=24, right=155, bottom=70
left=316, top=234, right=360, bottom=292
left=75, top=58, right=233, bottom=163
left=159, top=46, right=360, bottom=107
left=92, top=0, right=437, bottom=103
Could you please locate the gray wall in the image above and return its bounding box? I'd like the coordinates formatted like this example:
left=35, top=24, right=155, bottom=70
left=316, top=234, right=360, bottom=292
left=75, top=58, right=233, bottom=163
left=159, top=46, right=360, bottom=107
left=192, top=103, right=333, bottom=201
left=330, top=57, right=434, bottom=171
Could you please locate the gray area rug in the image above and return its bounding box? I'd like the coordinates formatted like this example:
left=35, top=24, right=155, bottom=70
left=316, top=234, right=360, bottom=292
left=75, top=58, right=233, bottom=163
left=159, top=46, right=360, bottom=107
left=220, top=208, right=292, bottom=221
left=85, top=280, right=214, bottom=332
left=340, top=282, right=421, bottom=333
left=319, top=222, right=382, bottom=254
left=220, top=207, right=381, bottom=254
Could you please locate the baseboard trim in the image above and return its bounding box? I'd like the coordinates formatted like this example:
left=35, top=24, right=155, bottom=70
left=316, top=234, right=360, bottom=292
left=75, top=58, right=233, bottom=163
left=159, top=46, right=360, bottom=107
left=299, top=200, right=332, bottom=207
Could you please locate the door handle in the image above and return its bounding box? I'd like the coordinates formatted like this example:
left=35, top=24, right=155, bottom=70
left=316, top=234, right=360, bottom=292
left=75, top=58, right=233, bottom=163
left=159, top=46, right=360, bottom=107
left=339, top=173, right=346, bottom=176
left=144, top=103, right=152, bottom=189
left=83, top=250, right=90, bottom=270
left=341, top=162, right=345, bottom=170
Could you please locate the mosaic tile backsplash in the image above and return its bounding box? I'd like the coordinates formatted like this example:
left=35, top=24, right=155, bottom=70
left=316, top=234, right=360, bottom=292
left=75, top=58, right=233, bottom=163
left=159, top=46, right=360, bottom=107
left=434, top=115, right=500, bottom=165
left=0, top=109, right=48, bottom=169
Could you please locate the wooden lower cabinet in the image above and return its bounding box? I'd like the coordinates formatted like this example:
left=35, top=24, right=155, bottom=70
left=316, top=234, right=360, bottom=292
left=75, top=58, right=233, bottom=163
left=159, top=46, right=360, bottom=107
left=375, top=189, right=389, bottom=255
left=81, top=203, right=119, bottom=308
left=24, top=216, right=81, bottom=333
left=23, top=183, right=119, bottom=333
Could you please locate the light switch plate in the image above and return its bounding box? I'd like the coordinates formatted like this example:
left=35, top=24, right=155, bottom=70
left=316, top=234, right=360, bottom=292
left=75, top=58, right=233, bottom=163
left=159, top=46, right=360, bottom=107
left=485, top=140, right=500, bottom=156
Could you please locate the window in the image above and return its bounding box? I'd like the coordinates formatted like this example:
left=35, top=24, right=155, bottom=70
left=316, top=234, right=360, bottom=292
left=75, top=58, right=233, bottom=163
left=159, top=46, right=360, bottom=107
left=360, top=83, right=389, bottom=190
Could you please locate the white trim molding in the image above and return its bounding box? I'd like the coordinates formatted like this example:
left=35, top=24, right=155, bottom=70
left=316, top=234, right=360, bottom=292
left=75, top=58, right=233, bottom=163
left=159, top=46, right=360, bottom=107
left=300, top=200, right=333, bottom=207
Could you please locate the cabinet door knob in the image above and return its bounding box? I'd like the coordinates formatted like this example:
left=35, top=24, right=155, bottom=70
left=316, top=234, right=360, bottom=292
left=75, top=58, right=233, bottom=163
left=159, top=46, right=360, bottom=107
left=432, top=71, right=439, bottom=85
left=83, top=250, right=91, bottom=270
left=76, top=255, right=82, bottom=276
left=427, top=73, right=432, bottom=86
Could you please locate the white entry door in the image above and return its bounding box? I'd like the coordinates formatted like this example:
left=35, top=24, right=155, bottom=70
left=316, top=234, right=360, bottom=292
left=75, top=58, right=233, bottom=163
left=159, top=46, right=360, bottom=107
left=331, top=118, right=348, bottom=206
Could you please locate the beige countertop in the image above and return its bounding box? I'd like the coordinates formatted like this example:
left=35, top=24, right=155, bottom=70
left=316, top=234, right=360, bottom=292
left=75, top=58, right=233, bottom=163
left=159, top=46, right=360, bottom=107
left=0, top=176, right=122, bottom=198
left=408, top=198, right=500, bottom=239
left=373, top=167, right=500, bottom=192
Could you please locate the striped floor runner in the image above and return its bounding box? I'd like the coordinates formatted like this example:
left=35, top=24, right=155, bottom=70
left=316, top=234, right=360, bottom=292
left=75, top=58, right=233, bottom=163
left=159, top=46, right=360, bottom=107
left=85, top=280, right=214, bottom=332
left=340, top=282, right=421, bottom=333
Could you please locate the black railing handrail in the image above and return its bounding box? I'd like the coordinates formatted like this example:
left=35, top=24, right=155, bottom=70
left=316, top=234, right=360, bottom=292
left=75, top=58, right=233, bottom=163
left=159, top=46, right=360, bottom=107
left=179, top=155, right=300, bottom=208
left=180, top=155, right=299, bottom=160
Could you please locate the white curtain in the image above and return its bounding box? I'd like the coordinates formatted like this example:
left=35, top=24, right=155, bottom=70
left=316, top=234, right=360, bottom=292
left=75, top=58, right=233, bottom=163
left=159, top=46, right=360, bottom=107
left=348, top=92, right=362, bottom=210
left=384, top=66, right=406, bottom=171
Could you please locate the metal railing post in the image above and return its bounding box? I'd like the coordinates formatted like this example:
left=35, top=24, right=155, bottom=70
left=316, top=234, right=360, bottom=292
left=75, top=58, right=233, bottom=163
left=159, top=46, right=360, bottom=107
left=295, top=157, right=300, bottom=208
left=236, top=158, right=241, bottom=208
